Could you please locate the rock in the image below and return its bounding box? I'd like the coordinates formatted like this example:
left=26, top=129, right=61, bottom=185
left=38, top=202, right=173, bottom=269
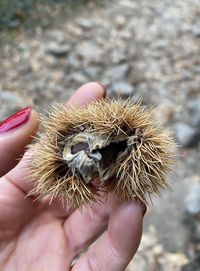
left=7, top=19, right=20, bottom=29
left=67, top=72, right=88, bottom=84
left=187, top=100, right=200, bottom=128
left=85, top=66, right=101, bottom=79
left=66, top=23, right=83, bottom=36
left=0, top=91, right=25, bottom=121
left=46, top=42, right=70, bottom=56
left=17, top=42, right=30, bottom=52
left=67, top=54, right=81, bottom=69
left=191, top=23, right=200, bottom=38
left=47, top=30, right=65, bottom=43
left=106, top=64, right=129, bottom=81
left=185, top=184, right=200, bottom=215
left=0, top=91, right=22, bottom=105
left=175, top=123, right=200, bottom=148
left=114, top=15, right=126, bottom=30
left=111, top=50, right=126, bottom=64
left=76, top=18, right=93, bottom=30
left=110, top=81, right=134, bottom=98
left=76, top=42, right=103, bottom=64
left=156, top=103, right=174, bottom=125
left=119, top=0, right=138, bottom=9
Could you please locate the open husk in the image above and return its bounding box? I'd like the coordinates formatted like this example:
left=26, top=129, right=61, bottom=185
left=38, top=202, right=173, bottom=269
left=28, top=99, right=174, bottom=208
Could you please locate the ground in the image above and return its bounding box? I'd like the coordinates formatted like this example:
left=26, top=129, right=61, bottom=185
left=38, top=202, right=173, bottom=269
left=0, top=0, right=200, bottom=270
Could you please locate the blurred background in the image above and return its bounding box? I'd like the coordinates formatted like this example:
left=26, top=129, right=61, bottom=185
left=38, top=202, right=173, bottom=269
left=0, top=0, right=200, bottom=270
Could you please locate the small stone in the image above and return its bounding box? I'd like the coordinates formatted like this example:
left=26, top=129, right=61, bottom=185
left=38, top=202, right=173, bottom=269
left=17, top=42, right=30, bottom=52
left=175, top=123, right=200, bottom=148
left=68, top=72, right=88, bottom=84
left=187, top=100, right=200, bottom=128
left=43, top=55, right=58, bottom=69
left=110, top=81, right=134, bottom=98
left=185, top=184, right=200, bottom=215
left=156, top=103, right=174, bottom=125
left=85, top=67, right=101, bottom=78
left=76, top=18, right=93, bottom=30
left=111, top=50, right=126, bottom=64
left=67, top=24, right=83, bottom=36
left=115, top=15, right=126, bottom=30
left=47, top=30, right=65, bottom=43
left=67, top=54, right=80, bottom=69
left=0, top=91, right=22, bottom=105
left=119, top=0, right=138, bottom=9
left=52, top=71, right=65, bottom=83
left=76, top=42, right=103, bottom=64
left=106, top=64, right=129, bottom=81
left=191, top=23, right=200, bottom=38
left=46, top=42, right=70, bottom=56
left=0, top=91, right=26, bottom=121
left=129, top=66, right=146, bottom=85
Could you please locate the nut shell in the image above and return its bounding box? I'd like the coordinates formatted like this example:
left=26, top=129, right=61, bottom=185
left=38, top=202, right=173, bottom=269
left=28, top=99, right=174, bottom=207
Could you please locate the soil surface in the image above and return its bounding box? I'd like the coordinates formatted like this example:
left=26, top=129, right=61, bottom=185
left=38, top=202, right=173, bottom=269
left=0, top=0, right=200, bottom=270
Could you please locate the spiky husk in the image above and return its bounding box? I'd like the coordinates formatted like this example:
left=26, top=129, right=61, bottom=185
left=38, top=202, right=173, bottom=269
left=28, top=99, right=174, bottom=208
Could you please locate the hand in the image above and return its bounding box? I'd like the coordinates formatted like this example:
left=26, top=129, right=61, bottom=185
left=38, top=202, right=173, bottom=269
left=0, top=82, right=145, bottom=271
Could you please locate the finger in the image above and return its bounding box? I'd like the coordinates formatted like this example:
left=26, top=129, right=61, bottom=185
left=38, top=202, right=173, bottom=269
left=0, top=107, right=39, bottom=177
left=63, top=194, right=119, bottom=259
left=68, top=82, right=106, bottom=106
left=72, top=200, right=145, bottom=271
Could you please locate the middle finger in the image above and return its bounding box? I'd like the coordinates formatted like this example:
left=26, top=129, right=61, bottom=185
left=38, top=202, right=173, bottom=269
left=63, top=194, right=120, bottom=259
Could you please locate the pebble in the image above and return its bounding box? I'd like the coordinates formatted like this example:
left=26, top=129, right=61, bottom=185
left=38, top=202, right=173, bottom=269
left=47, top=30, right=65, bottom=43
left=114, top=15, right=126, bottom=30
left=85, top=66, right=101, bottom=78
left=175, top=123, right=200, bottom=148
left=46, top=42, right=70, bottom=56
left=191, top=23, right=200, bottom=38
left=187, top=100, right=200, bottom=128
left=110, top=81, right=134, bottom=98
left=67, top=72, right=88, bottom=84
left=156, top=103, right=174, bottom=125
left=111, top=50, right=126, bottom=64
left=76, top=42, right=103, bottom=64
left=67, top=54, right=81, bottom=69
left=0, top=91, right=25, bottom=121
left=106, top=64, right=129, bottom=81
left=185, top=184, right=200, bottom=215
left=76, top=18, right=93, bottom=30
left=119, top=0, right=138, bottom=9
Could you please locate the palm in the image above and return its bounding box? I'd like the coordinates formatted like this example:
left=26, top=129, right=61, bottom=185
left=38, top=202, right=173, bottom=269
left=0, top=192, right=68, bottom=270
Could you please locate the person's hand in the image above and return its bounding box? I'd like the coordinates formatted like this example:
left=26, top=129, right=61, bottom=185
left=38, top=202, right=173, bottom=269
left=0, top=82, right=145, bottom=271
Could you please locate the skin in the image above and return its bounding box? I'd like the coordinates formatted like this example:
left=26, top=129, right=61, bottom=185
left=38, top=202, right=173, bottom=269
left=0, top=82, right=145, bottom=271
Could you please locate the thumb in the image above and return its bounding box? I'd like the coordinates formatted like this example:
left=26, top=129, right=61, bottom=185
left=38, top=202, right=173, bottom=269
left=0, top=107, right=39, bottom=177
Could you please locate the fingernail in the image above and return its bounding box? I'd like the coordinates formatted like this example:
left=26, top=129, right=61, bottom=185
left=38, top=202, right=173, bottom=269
left=142, top=204, right=147, bottom=216
left=0, top=107, right=32, bottom=134
left=135, top=198, right=147, bottom=216
left=96, top=82, right=107, bottom=97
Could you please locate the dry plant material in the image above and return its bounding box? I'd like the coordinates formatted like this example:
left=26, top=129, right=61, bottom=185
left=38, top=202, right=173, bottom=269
left=28, top=99, right=174, bottom=207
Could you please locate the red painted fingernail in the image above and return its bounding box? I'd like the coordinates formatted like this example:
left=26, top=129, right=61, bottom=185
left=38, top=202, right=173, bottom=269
left=0, top=107, right=32, bottom=134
